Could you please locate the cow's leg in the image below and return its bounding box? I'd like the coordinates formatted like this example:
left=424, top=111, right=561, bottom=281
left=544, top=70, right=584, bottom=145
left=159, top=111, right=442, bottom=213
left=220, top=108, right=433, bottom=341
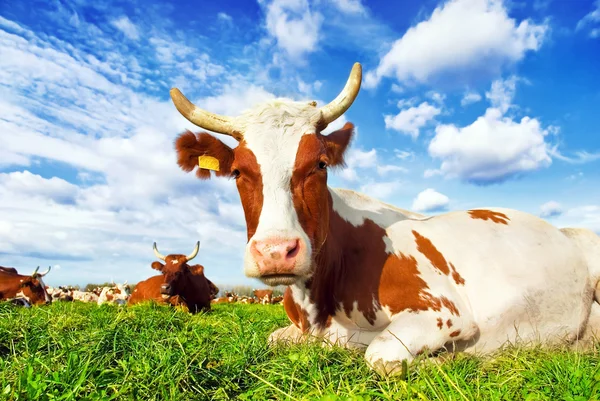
left=364, top=310, right=478, bottom=376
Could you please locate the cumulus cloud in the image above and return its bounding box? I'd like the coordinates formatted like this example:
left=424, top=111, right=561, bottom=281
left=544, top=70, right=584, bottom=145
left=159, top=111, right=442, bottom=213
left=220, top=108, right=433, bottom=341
left=576, top=1, right=600, bottom=38
left=110, top=16, right=139, bottom=40
left=411, top=188, right=450, bottom=212
left=461, top=91, right=482, bottom=106
left=426, top=77, right=554, bottom=184
left=540, top=201, right=563, bottom=218
left=364, top=0, right=547, bottom=88
left=261, top=0, right=323, bottom=59
left=384, top=101, right=441, bottom=139
left=359, top=180, right=403, bottom=200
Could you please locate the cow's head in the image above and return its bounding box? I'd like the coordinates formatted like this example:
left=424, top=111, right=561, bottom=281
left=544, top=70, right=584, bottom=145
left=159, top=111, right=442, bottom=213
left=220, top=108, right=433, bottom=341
left=151, top=241, right=205, bottom=299
left=20, top=266, right=52, bottom=305
left=173, top=63, right=361, bottom=286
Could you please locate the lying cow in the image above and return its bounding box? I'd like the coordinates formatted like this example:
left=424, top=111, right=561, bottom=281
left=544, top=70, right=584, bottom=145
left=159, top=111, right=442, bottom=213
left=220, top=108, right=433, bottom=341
left=128, top=241, right=219, bottom=313
left=253, top=289, right=273, bottom=304
left=171, top=62, right=600, bottom=376
left=98, top=282, right=131, bottom=305
left=0, top=266, right=52, bottom=306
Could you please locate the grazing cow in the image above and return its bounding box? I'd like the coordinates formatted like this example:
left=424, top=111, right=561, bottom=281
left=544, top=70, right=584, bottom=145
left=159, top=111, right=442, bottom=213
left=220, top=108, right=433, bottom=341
left=97, top=282, right=131, bottom=305
left=72, top=290, right=99, bottom=303
left=171, top=62, right=600, bottom=376
left=271, top=295, right=284, bottom=305
left=253, top=289, right=273, bottom=305
left=0, top=266, right=52, bottom=306
left=128, top=241, right=219, bottom=313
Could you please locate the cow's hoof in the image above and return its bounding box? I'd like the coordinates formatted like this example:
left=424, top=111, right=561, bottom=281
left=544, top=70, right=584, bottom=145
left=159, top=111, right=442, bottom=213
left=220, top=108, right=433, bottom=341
left=367, top=358, right=408, bottom=378
left=268, top=325, right=303, bottom=346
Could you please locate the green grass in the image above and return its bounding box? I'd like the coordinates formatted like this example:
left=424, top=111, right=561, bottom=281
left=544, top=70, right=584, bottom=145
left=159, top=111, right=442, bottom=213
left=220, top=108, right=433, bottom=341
left=1, top=302, right=599, bottom=401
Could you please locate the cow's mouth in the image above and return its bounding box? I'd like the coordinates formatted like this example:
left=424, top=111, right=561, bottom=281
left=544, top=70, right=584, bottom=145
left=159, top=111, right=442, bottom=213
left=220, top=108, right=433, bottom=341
left=260, top=274, right=298, bottom=286
left=161, top=294, right=170, bottom=300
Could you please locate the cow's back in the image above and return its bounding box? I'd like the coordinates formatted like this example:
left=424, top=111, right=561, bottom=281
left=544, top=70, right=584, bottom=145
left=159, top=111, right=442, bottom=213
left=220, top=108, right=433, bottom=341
left=128, top=276, right=164, bottom=305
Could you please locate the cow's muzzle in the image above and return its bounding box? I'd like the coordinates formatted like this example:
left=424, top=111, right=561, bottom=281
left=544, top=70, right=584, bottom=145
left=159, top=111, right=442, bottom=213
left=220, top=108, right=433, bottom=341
left=160, top=284, right=172, bottom=298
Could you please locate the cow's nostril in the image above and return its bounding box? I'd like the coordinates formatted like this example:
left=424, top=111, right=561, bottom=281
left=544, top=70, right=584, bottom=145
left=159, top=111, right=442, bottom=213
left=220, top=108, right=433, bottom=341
left=286, top=241, right=300, bottom=259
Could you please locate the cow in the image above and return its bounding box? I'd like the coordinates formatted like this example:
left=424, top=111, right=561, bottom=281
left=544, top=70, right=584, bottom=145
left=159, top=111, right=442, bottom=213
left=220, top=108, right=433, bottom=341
left=97, top=282, right=131, bottom=305
left=72, top=290, right=99, bottom=303
left=0, top=266, right=52, bottom=306
left=253, top=289, right=273, bottom=305
left=170, top=62, right=600, bottom=376
left=128, top=241, right=219, bottom=313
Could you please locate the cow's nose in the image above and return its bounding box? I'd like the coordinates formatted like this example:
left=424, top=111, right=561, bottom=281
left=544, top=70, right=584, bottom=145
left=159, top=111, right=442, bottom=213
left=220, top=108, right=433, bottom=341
left=160, top=284, right=172, bottom=295
left=250, top=238, right=301, bottom=275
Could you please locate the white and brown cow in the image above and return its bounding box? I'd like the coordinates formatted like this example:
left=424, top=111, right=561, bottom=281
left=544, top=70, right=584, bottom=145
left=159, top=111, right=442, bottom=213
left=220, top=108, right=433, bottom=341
left=171, top=63, right=600, bottom=376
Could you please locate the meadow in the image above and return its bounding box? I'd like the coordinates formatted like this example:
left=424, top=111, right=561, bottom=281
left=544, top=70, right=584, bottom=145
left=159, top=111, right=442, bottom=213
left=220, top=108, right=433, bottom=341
left=1, top=302, right=599, bottom=401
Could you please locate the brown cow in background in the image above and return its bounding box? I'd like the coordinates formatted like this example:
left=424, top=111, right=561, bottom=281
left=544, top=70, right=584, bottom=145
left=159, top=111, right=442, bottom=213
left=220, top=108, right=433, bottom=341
left=253, top=289, right=273, bottom=305
left=0, top=266, right=52, bottom=306
left=128, top=241, right=218, bottom=313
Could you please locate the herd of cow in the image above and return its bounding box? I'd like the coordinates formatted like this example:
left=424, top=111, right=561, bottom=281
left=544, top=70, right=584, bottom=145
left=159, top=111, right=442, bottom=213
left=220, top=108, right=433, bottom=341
left=2, top=62, right=600, bottom=376
left=0, top=242, right=281, bottom=311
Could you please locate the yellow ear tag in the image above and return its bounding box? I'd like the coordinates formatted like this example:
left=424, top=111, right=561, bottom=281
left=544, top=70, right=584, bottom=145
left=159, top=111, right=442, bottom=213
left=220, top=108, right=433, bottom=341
left=198, top=155, right=220, bottom=171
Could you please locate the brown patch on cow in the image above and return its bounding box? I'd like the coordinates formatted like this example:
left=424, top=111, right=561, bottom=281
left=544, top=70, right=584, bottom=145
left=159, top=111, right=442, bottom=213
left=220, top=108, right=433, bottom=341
left=413, top=231, right=450, bottom=275
left=437, top=318, right=444, bottom=329
left=446, top=319, right=453, bottom=328
left=291, top=134, right=331, bottom=253
left=113, top=288, right=121, bottom=295
left=412, top=231, right=466, bottom=286
left=106, top=292, right=114, bottom=301
left=232, top=144, right=264, bottom=240
left=283, top=287, right=311, bottom=332
left=449, top=263, right=465, bottom=285
left=468, top=209, right=510, bottom=225
left=449, top=330, right=461, bottom=338
left=320, top=123, right=355, bottom=167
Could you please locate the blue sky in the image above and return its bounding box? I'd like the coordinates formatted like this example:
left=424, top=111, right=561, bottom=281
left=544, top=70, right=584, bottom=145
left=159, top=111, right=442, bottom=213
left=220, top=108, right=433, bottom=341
left=1, top=0, right=599, bottom=288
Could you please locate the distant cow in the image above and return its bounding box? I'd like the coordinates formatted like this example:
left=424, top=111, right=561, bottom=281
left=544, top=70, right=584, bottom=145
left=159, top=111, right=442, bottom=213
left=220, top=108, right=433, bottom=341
left=128, top=241, right=219, bottom=313
left=253, top=289, right=273, bottom=305
left=98, top=282, right=131, bottom=305
left=0, top=266, right=52, bottom=306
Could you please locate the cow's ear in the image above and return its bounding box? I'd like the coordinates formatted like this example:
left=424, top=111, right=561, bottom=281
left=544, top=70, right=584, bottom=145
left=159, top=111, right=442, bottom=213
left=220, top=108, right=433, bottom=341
left=151, top=261, right=165, bottom=271
left=188, top=264, right=204, bottom=275
left=175, top=130, right=235, bottom=179
left=322, top=122, right=354, bottom=167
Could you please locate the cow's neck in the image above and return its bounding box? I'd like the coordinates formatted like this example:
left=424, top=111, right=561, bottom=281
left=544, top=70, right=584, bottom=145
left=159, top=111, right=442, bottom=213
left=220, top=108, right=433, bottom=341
left=290, top=187, right=410, bottom=329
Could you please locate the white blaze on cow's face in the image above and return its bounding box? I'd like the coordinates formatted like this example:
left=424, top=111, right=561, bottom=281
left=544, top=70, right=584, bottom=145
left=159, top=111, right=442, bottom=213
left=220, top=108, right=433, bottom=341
left=235, top=101, right=323, bottom=285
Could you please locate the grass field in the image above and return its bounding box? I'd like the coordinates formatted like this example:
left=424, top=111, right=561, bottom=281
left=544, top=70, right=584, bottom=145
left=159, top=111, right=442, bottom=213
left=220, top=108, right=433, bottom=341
left=1, top=302, right=600, bottom=401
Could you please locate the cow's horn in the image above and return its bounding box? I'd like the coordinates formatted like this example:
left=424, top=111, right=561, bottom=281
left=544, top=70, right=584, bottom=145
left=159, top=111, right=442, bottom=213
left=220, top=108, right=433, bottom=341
left=153, top=242, right=166, bottom=261
left=32, top=266, right=40, bottom=277
left=169, top=88, right=242, bottom=140
left=319, top=62, right=362, bottom=125
left=37, top=266, right=51, bottom=277
left=186, top=241, right=200, bottom=261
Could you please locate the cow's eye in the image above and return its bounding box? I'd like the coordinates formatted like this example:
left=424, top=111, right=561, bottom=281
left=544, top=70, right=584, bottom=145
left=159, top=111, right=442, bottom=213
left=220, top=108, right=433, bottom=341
left=318, top=161, right=328, bottom=170
left=232, top=169, right=241, bottom=179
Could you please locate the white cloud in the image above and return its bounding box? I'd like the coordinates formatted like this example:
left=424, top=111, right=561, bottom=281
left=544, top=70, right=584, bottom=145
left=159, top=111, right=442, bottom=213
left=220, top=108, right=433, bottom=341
left=576, top=1, right=600, bottom=38
left=218, top=12, right=233, bottom=23
left=384, top=101, right=441, bottom=139
left=0, top=171, right=78, bottom=204
left=555, top=205, right=600, bottom=235
left=377, top=164, right=407, bottom=175
left=364, top=0, right=547, bottom=88
left=485, top=75, right=517, bottom=114
left=428, top=108, right=552, bottom=184
left=261, top=0, right=323, bottom=59
left=411, top=188, right=450, bottom=212
left=551, top=150, right=600, bottom=164
left=329, top=0, right=367, bottom=14
left=540, top=201, right=563, bottom=218
left=461, top=91, right=482, bottom=106
left=359, top=180, right=402, bottom=200
left=427, top=77, right=554, bottom=184
left=110, top=16, right=140, bottom=41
